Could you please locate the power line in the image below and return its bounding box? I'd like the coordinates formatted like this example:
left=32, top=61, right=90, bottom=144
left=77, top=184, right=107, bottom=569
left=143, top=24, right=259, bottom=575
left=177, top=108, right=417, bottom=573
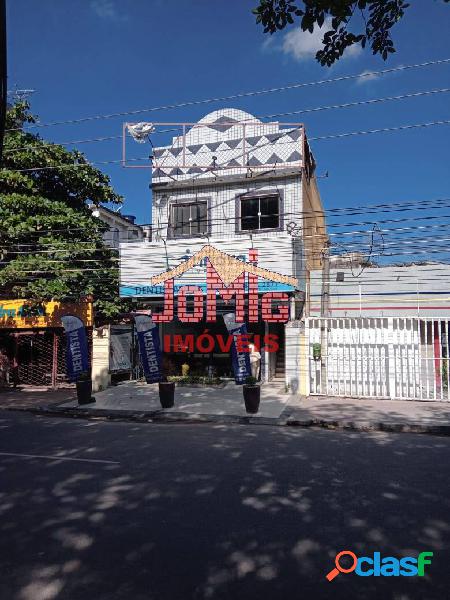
left=5, top=86, right=450, bottom=155
left=2, top=202, right=450, bottom=240
left=5, top=58, right=450, bottom=133
left=5, top=118, right=450, bottom=173
left=261, top=88, right=450, bottom=119
left=310, top=119, right=450, bottom=141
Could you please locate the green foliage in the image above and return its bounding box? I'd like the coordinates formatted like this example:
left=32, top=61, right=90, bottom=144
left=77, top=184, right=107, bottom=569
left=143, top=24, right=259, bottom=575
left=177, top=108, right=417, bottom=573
left=253, top=1, right=449, bottom=66
left=312, top=342, right=321, bottom=360
left=244, top=375, right=259, bottom=386
left=0, top=101, right=130, bottom=320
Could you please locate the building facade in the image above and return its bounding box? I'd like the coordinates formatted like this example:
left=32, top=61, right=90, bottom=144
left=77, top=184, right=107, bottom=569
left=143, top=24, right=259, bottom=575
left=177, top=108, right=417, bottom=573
left=306, top=264, right=450, bottom=401
left=89, top=205, right=150, bottom=249
left=120, top=108, right=325, bottom=391
left=0, top=299, right=93, bottom=387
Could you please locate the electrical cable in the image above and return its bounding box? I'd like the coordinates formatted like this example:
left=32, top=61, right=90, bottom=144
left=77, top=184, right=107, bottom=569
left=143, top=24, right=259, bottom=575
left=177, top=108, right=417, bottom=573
left=5, top=57, right=450, bottom=132
left=4, top=87, right=450, bottom=155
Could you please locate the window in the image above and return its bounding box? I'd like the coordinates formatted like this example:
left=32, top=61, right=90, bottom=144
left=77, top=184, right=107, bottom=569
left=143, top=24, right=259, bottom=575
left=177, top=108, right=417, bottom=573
left=240, top=194, right=280, bottom=231
left=170, top=201, right=208, bottom=238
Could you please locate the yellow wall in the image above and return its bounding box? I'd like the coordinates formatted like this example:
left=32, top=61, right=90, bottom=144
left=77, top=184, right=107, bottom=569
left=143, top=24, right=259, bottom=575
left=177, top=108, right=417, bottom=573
left=0, top=300, right=93, bottom=329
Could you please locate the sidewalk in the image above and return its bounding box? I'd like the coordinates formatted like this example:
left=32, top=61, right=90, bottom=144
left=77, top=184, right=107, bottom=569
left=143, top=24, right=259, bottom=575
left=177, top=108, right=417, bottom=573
left=58, top=380, right=289, bottom=420
left=286, top=396, right=450, bottom=434
left=2, top=382, right=450, bottom=436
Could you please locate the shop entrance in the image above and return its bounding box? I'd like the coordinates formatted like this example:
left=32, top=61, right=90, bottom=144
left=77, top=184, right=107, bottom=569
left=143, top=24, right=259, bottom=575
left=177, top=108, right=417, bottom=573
left=161, top=319, right=267, bottom=380
left=0, top=329, right=92, bottom=388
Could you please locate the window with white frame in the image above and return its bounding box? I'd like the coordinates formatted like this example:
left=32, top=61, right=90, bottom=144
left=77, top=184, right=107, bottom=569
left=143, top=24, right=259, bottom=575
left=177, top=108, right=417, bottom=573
left=240, top=193, right=280, bottom=231
left=170, top=201, right=208, bottom=238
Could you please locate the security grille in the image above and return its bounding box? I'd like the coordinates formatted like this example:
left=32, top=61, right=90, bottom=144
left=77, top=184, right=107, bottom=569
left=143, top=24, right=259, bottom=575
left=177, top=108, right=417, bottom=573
left=307, top=317, right=450, bottom=401
left=16, top=332, right=54, bottom=387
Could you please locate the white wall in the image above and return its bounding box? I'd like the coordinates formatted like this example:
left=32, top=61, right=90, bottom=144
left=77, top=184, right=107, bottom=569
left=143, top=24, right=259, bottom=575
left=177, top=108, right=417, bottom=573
left=152, top=176, right=302, bottom=242
left=285, top=322, right=302, bottom=394
left=92, top=326, right=111, bottom=392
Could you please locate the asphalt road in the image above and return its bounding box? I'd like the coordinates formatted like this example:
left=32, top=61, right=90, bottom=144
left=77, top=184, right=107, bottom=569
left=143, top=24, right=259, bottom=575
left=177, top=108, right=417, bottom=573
left=0, top=412, right=449, bottom=600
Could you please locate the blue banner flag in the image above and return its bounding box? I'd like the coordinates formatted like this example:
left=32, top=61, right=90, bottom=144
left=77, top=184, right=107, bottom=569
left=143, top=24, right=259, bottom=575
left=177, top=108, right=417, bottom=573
left=134, top=314, right=162, bottom=383
left=223, top=313, right=252, bottom=385
left=61, top=315, right=90, bottom=382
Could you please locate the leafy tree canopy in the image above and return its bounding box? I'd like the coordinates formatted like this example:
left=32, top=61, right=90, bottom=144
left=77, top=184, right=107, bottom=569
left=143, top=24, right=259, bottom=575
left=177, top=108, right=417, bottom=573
left=0, top=102, right=128, bottom=320
left=254, top=0, right=450, bottom=66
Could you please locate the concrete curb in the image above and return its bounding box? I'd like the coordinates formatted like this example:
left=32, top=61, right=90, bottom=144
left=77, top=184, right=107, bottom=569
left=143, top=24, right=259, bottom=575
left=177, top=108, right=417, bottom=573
left=284, top=417, right=450, bottom=436
left=3, top=404, right=280, bottom=427
left=2, top=404, right=450, bottom=436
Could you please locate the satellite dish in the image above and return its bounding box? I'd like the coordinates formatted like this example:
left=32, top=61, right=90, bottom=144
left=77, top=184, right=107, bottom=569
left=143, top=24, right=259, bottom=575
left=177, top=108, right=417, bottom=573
left=286, top=221, right=302, bottom=237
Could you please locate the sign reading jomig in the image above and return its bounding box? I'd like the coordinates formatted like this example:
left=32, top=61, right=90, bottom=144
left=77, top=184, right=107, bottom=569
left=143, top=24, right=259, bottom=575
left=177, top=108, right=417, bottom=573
left=120, top=239, right=302, bottom=384
left=119, top=236, right=301, bottom=297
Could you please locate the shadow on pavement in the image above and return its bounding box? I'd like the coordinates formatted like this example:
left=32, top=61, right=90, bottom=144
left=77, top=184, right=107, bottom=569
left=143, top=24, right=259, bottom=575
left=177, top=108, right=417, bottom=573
left=0, top=413, right=448, bottom=600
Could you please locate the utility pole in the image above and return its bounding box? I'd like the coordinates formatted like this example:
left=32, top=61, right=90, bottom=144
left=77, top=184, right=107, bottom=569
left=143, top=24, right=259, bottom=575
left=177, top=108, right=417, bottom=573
left=0, top=0, right=6, bottom=166
left=320, top=240, right=330, bottom=394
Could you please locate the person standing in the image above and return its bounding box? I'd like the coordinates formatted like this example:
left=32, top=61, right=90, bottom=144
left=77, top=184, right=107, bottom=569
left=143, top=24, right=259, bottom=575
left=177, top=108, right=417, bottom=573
left=0, top=349, right=10, bottom=387
left=248, top=343, right=261, bottom=381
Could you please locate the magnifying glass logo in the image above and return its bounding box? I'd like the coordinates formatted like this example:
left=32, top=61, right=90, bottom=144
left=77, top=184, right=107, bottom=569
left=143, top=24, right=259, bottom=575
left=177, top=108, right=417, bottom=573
left=326, top=550, right=358, bottom=581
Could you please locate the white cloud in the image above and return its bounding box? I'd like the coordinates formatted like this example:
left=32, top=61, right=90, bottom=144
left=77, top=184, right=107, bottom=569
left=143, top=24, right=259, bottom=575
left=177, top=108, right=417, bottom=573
left=356, top=70, right=380, bottom=84
left=280, top=18, right=362, bottom=62
left=91, top=0, right=126, bottom=21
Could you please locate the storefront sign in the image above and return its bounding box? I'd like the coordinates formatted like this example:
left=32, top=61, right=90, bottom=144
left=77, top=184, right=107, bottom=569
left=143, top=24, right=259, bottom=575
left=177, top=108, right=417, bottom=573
left=134, top=314, right=162, bottom=383
left=0, top=300, right=93, bottom=329
left=121, top=243, right=300, bottom=383
left=120, top=236, right=302, bottom=297
left=61, top=315, right=90, bottom=382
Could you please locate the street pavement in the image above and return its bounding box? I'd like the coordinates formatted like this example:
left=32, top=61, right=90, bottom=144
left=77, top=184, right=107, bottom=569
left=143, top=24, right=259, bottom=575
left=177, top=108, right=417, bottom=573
left=0, top=412, right=449, bottom=600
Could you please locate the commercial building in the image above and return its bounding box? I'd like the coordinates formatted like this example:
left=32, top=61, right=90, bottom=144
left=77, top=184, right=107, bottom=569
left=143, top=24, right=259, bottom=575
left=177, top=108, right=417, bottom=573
left=120, top=108, right=326, bottom=392
left=0, top=299, right=93, bottom=387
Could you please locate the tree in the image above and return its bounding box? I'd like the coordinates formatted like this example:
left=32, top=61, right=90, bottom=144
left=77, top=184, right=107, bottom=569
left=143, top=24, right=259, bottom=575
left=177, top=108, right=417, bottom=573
left=253, top=0, right=450, bottom=66
left=0, top=102, right=127, bottom=321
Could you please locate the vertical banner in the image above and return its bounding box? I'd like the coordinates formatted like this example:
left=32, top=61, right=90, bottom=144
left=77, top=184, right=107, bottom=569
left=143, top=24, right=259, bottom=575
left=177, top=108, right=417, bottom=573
left=134, top=313, right=162, bottom=383
left=61, top=315, right=90, bottom=382
left=223, top=313, right=251, bottom=384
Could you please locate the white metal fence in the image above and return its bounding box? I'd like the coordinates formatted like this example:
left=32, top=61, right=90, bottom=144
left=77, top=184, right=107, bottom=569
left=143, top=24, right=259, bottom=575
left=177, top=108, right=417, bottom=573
left=307, top=317, right=450, bottom=401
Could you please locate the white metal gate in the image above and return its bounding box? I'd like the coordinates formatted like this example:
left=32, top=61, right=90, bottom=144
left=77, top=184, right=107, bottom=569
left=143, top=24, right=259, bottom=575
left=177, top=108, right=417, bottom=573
left=307, top=317, right=450, bottom=401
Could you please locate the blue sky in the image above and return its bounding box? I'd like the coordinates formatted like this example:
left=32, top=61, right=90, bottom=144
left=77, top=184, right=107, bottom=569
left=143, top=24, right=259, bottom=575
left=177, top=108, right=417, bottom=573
left=7, top=0, right=450, bottom=236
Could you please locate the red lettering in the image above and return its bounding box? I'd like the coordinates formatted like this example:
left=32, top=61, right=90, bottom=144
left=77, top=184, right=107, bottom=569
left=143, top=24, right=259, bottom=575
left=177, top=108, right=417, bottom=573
left=253, top=334, right=261, bottom=351
left=178, top=285, right=204, bottom=323
left=173, top=334, right=194, bottom=353
left=206, top=262, right=246, bottom=322
left=248, top=272, right=259, bottom=323
left=196, top=330, right=215, bottom=353
left=261, top=292, right=289, bottom=323
left=216, top=334, right=233, bottom=353
left=152, top=279, right=174, bottom=323
left=263, top=334, right=279, bottom=353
